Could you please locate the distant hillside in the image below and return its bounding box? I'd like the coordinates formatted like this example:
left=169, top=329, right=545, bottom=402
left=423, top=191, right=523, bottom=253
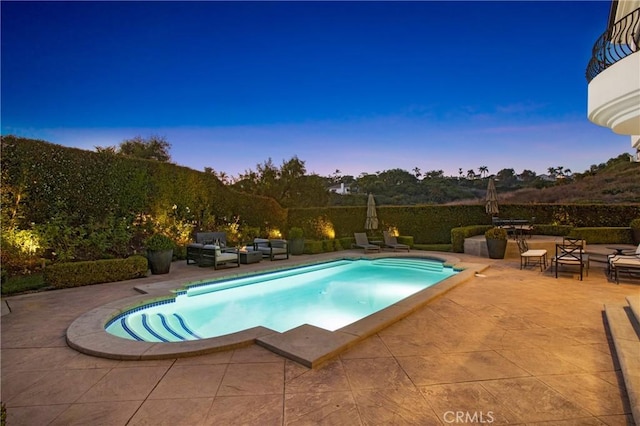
left=494, top=155, right=640, bottom=204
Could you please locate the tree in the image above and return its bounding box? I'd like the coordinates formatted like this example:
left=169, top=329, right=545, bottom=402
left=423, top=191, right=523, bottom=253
left=95, top=135, right=172, bottom=162
left=519, top=169, right=537, bottom=182
left=231, top=156, right=328, bottom=208
left=412, top=167, right=422, bottom=179
left=466, top=169, right=477, bottom=180
left=119, top=135, right=171, bottom=162
left=496, top=168, right=517, bottom=185
left=478, top=166, right=489, bottom=178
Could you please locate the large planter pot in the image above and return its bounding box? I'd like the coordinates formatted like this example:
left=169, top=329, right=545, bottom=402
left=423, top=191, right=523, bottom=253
left=147, top=249, right=173, bottom=274
left=486, top=239, right=507, bottom=259
left=289, top=239, right=305, bottom=256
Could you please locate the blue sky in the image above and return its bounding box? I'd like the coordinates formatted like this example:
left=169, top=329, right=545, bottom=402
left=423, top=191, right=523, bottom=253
left=1, top=1, right=631, bottom=179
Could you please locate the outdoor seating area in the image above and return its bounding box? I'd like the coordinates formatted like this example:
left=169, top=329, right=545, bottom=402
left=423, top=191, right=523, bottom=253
left=186, top=232, right=289, bottom=268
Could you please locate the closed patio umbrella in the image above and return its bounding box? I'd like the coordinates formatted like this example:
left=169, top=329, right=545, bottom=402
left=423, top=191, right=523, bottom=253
left=485, top=178, right=499, bottom=216
left=365, top=193, right=379, bottom=231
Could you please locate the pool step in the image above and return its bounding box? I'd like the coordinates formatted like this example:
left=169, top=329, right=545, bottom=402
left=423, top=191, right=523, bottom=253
left=604, top=295, right=640, bottom=424
left=114, top=313, right=201, bottom=343
left=372, top=258, right=444, bottom=272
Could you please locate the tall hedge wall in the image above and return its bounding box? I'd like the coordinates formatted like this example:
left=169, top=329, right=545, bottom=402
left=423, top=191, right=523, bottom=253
left=1, top=136, right=286, bottom=233
left=288, top=203, right=640, bottom=244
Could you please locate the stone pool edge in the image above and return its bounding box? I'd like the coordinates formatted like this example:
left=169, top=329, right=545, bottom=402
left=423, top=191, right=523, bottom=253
left=66, top=253, right=489, bottom=367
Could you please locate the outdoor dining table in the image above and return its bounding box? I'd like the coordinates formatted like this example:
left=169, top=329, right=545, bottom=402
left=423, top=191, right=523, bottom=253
left=607, top=246, right=632, bottom=255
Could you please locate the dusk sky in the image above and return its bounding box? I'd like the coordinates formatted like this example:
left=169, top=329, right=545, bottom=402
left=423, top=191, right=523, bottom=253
left=1, top=1, right=632, bottom=179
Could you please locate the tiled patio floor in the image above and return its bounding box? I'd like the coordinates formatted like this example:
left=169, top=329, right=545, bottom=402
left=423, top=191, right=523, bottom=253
left=1, top=250, right=637, bottom=425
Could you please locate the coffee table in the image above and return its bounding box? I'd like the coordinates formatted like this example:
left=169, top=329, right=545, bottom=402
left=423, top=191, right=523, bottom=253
left=239, top=250, right=262, bottom=264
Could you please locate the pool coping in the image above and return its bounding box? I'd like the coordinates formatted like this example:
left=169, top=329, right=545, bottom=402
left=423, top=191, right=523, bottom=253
left=66, top=253, right=489, bottom=367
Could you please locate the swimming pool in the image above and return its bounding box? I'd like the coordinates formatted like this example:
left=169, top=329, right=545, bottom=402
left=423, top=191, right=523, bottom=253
left=106, top=257, right=458, bottom=342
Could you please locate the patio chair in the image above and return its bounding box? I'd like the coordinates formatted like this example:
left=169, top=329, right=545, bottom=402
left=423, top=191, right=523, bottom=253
left=382, top=231, right=410, bottom=252
left=352, top=233, right=381, bottom=253
left=253, top=238, right=289, bottom=261
left=199, top=244, right=240, bottom=269
left=516, top=236, right=547, bottom=271
left=553, top=243, right=589, bottom=280
left=186, top=232, right=230, bottom=265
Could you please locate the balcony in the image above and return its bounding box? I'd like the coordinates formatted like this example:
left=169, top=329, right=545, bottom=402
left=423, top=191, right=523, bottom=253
left=586, top=6, right=640, bottom=139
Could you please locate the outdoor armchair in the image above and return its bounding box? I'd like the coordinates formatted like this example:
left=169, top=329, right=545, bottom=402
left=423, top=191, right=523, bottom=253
left=253, top=238, right=289, bottom=261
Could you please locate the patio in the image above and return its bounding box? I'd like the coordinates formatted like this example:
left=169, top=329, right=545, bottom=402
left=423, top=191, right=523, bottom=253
left=1, top=249, right=637, bottom=425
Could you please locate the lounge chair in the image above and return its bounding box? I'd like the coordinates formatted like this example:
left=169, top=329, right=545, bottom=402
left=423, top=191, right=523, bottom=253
left=253, top=238, right=289, bottom=260
left=383, top=231, right=410, bottom=252
left=608, top=244, right=640, bottom=282
left=353, top=233, right=380, bottom=253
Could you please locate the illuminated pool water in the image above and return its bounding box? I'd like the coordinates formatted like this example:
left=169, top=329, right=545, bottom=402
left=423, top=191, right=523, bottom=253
left=106, top=257, right=457, bottom=342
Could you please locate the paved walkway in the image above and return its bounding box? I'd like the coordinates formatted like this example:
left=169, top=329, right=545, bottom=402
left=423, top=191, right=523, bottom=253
left=1, top=250, right=637, bottom=425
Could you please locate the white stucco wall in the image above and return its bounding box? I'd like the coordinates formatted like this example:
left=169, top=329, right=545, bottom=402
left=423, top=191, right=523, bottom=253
left=587, top=52, right=640, bottom=136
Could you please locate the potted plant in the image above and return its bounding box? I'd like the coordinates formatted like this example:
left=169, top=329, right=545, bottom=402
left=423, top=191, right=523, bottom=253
left=145, top=234, right=174, bottom=274
left=485, top=227, right=508, bottom=259
left=631, top=218, right=640, bottom=245
left=288, top=227, right=305, bottom=255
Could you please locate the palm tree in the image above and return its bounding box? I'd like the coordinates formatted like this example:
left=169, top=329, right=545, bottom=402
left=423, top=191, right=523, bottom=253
left=413, top=167, right=422, bottom=179
left=458, top=168, right=463, bottom=180
left=466, top=169, right=477, bottom=180
left=478, top=166, right=489, bottom=178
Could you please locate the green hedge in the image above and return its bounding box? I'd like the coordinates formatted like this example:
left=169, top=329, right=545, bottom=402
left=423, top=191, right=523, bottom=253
left=44, top=255, right=148, bottom=288
left=450, top=225, right=492, bottom=253
left=288, top=204, right=640, bottom=245
left=532, top=224, right=573, bottom=236
left=397, top=236, right=414, bottom=247
left=568, top=227, right=634, bottom=244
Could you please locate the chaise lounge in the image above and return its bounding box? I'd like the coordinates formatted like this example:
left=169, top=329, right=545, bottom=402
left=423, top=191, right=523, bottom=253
left=353, top=233, right=381, bottom=253
left=382, top=231, right=410, bottom=252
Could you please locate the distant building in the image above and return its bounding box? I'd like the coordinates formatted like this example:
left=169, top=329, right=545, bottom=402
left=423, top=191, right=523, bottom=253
left=586, top=0, right=640, bottom=155
left=328, top=182, right=351, bottom=195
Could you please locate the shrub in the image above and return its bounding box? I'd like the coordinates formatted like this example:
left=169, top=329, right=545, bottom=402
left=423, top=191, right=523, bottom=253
left=630, top=218, right=640, bottom=230
left=485, top=227, right=508, bottom=240
left=44, top=256, right=148, bottom=288
left=450, top=225, right=492, bottom=253
left=322, top=240, right=335, bottom=252
left=144, top=234, right=175, bottom=251
left=338, top=237, right=354, bottom=250
left=303, top=240, right=323, bottom=254
left=288, top=227, right=304, bottom=239
left=397, top=236, right=414, bottom=247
